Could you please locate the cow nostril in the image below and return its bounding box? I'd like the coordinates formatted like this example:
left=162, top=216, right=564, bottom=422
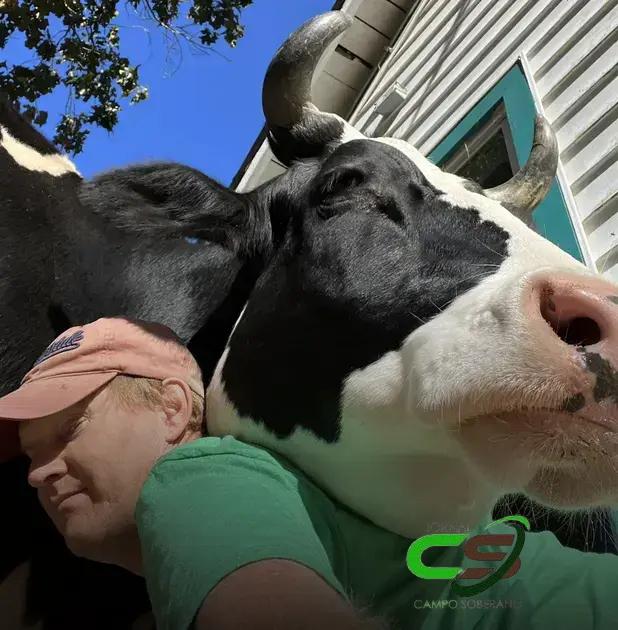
left=539, top=290, right=603, bottom=347
left=553, top=317, right=602, bottom=347
left=541, top=295, right=602, bottom=346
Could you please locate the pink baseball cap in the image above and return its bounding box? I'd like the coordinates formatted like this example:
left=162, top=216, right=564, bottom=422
left=0, top=317, right=204, bottom=462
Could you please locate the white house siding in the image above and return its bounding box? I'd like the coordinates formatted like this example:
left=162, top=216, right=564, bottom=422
left=349, top=0, right=618, bottom=281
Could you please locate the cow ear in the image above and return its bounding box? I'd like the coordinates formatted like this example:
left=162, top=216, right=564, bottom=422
left=79, top=162, right=247, bottom=234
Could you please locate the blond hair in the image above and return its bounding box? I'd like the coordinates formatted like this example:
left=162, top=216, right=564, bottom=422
left=108, top=374, right=205, bottom=434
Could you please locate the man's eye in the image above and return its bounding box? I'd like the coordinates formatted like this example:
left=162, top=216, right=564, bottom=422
left=61, top=418, right=86, bottom=442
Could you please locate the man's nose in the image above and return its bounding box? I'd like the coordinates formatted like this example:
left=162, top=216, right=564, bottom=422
left=28, top=453, right=67, bottom=489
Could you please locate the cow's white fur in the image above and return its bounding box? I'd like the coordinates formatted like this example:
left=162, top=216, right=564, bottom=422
left=0, top=125, right=80, bottom=177
left=207, top=115, right=616, bottom=539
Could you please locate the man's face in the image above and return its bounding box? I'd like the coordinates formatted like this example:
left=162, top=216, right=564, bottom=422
left=19, top=383, right=166, bottom=562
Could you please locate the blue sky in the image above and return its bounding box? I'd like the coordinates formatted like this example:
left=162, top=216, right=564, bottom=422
left=5, top=1, right=333, bottom=184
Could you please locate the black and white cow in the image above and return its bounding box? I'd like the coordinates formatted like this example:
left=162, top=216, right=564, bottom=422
left=2, top=9, right=616, bottom=627
left=0, top=97, right=277, bottom=627
left=207, top=12, right=618, bottom=552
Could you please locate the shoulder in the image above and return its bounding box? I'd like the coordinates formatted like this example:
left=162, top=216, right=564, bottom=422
left=135, top=437, right=351, bottom=630
left=154, top=435, right=285, bottom=468
left=145, top=435, right=314, bottom=494
left=136, top=435, right=339, bottom=530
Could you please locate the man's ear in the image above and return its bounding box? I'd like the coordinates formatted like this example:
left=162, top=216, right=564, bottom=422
left=160, top=377, right=194, bottom=443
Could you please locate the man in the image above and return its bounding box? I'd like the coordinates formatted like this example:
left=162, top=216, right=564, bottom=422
left=0, top=317, right=386, bottom=630
left=3, top=317, right=618, bottom=630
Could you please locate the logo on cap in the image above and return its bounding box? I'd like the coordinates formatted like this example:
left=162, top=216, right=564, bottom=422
left=33, top=330, right=85, bottom=367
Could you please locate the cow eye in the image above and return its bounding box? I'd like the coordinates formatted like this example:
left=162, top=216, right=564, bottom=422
left=378, top=198, right=404, bottom=225
left=320, top=167, right=364, bottom=199
left=315, top=167, right=365, bottom=220
left=188, top=227, right=228, bottom=245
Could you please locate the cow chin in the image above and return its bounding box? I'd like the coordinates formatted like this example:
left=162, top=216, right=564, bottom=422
left=524, top=461, right=618, bottom=509
left=457, top=406, right=618, bottom=509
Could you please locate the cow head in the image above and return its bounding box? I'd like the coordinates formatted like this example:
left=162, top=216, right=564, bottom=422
left=208, top=12, right=618, bottom=539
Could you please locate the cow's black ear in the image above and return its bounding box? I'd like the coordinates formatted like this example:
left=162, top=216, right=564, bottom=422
left=79, top=162, right=246, bottom=235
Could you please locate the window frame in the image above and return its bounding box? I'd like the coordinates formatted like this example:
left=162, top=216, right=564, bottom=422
left=427, top=63, right=585, bottom=263
left=440, top=101, right=519, bottom=181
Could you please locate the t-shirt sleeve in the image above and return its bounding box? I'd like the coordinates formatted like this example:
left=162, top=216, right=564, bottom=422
left=134, top=446, right=347, bottom=630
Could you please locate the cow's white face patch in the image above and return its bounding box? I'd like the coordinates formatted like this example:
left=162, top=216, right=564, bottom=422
left=0, top=125, right=80, bottom=177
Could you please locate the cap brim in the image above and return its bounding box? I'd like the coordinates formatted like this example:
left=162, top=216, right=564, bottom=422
left=0, top=371, right=119, bottom=462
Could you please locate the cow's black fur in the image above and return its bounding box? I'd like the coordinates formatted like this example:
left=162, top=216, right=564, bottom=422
left=0, top=100, right=276, bottom=629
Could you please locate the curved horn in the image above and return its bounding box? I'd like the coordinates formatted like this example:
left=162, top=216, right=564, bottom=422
left=262, top=11, right=354, bottom=164
left=483, top=114, right=559, bottom=220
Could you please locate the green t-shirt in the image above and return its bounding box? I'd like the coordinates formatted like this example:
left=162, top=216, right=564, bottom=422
left=135, top=436, right=618, bottom=630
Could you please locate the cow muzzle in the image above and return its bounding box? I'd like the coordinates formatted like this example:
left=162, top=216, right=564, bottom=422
left=457, top=270, right=618, bottom=507
left=525, top=270, right=618, bottom=403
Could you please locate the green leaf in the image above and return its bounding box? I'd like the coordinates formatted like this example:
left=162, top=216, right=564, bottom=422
left=0, top=0, right=253, bottom=154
